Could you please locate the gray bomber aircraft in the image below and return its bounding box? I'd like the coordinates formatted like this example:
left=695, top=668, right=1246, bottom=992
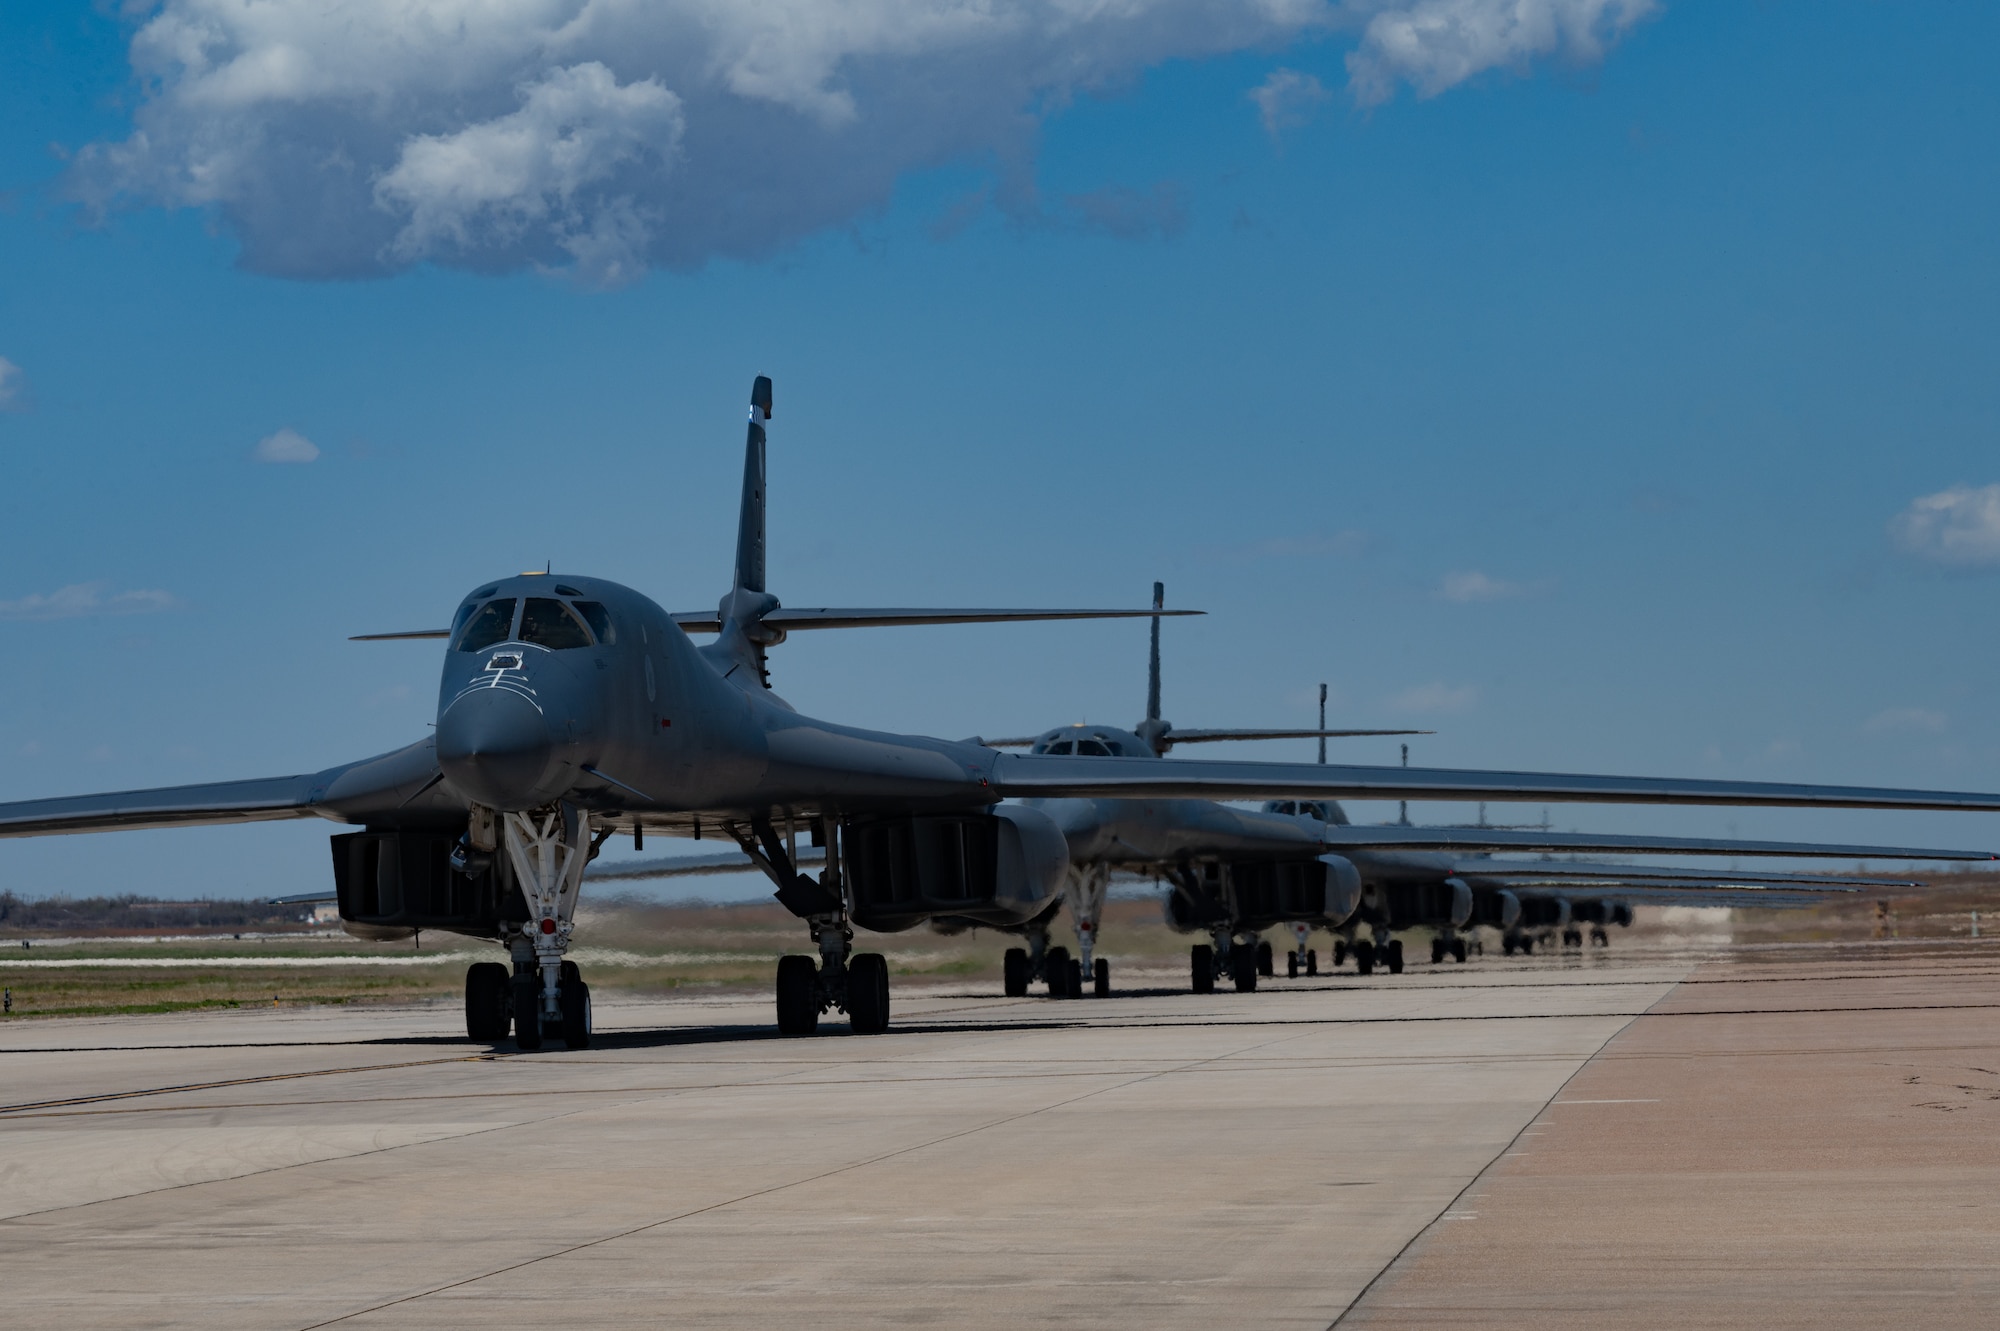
left=5, top=376, right=2000, bottom=1047
left=971, top=590, right=1997, bottom=992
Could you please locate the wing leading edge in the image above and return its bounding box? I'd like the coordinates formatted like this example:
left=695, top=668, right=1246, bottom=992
left=991, top=752, right=2000, bottom=812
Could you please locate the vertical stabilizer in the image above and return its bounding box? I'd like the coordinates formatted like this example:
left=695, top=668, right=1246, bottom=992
left=1146, top=581, right=1164, bottom=723
left=1317, top=683, right=1328, bottom=765
left=734, top=376, right=773, bottom=594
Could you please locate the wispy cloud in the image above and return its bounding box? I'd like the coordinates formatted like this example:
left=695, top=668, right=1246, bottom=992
left=1864, top=707, right=1948, bottom=735
left=253, top=427, right=320, bottom=464
left=1890, top=484, right=2000, bottom=568
left=1389, top=681, right=1478, bottom=713
left=0, top=356, right=26, bottom=411
left=1250, top=68, right=1330, bottom=137
left=1439, top=569, right=1524, bottom=602
left=1348, top=0, right=1659, bottom=107
left=0, top=583, right=179, bottom=621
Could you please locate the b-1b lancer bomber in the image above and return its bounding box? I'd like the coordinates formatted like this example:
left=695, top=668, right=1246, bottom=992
left=1, top=376, right=1997, bottom=1047
left=976, top=593, right=1996, bottom=993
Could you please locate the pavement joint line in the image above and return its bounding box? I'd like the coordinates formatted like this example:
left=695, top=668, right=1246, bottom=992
left=0, top=1051, right=517, bottom=1116
left=1552, top=1098, right=1661, bottom=1104
left=290, top=1028, right=1315, bottom=1331
left=1325, top=966, right=1693, bottom=1329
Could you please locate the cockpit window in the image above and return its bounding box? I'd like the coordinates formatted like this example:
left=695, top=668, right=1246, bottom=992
left=454, top=599, right=517, bottom=653
left=1076, top=740, right=1112, bottom=756
left=448, top=601, right=479, bottom=641
left=519, top=598, right=591, bottom=650
left=1047, top=740, right=1074, bottom=755
left=572, top=601, right=616, bottom=645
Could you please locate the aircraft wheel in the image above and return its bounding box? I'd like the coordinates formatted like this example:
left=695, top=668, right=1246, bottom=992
left=1191, top=944, right=1215, bottom=994
left=1386, top=940, right=1404, bottom=975
left=1287, top=952, right=1299, bottom=979
left=1093, top=957, right=1110, bottom=997
left=1451, top=939, right=1468, bottom=964
left=776, top=955, right=820, bottom=1036
left=848, top=953, right=890, bottom=1034
left=511, top=974, right=544, bottom=1050
left=1520, top=935, right=1535, bottom=955
left=1231, top=946, right=1258, bottom=993
left=1591, top=928, right=1609, bottom=947
left=1332, top=939, right=1347, bottom=967
left=1045, top=946, right=1072, bottom=998
left=559, top=975, right=592, bottom=1049
left=1002, top=948, right=1029, bottom=997
left=1353, top=940, right=1375, bottom=976
left=1064, top=957, right=1084, bottom=999
left=465, top=962, right=510, bottom=1043
left=1502, top=935, right=1516, bottom=956
left=1306, top=948, right=1318, bottom=976
left=1256, top=941, right=1274, bottom=977
left=1430, top=938, right=1446, bottom=966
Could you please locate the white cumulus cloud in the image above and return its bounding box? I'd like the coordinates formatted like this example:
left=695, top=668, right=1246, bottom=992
left=66, top=0, right=1653, bottom=283
left=0, top=583, right=179, bottom=621
left=1348, top=0, right=1658, bottom=106
left=1439, top=569, right=1523, bottom=602
left=1389, top=681, right=1478, bottom=712
left=0, top=356, right=26, bottom=411
left=1890, top=484, right=2000, bottom=569
left=253, top=427, right=320, bottom=463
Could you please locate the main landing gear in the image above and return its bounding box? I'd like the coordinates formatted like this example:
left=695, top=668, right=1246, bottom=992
left=732, top=815, right=892, bottom=1037
left=1002, top=922, right=1084, bottom=999
left=1430, top=933, right=1469, bottom=965
left=1351, top=933, right=1404, bottom=977
left=1190, top=930, right=1264, bottom=993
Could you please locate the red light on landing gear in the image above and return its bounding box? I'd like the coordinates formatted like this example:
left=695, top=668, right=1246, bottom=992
left=540, top=918, right=556, bottom=934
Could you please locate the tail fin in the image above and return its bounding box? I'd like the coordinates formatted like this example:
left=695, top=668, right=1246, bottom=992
left=734, top=375, right=773, bottom=594
left=1146, top=581, right=1164, bottom=724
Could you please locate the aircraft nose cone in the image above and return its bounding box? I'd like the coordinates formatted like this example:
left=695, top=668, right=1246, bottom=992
left=437, top=688, right=554, bottom=811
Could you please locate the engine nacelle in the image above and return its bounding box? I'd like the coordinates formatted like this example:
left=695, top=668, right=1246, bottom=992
left=843, top=805, right=1067, bottom=933
left=1496, top=889, right=1522, bottom=933
left=1443, top=876, right=1474, bottom=929
left=332, top=827, right=527, bottom=939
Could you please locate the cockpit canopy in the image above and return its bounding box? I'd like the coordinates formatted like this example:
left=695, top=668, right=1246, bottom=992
left=450, top=587, right=618, bottom=654
left=1029, top=725, right=1148, bottom=758
left=1264, top=799, right=1351, bottom=825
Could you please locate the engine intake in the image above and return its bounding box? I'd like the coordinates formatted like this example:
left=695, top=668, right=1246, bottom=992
left=843, top=806, right=1067, bottom=932
left=331, top=829, right=526, bottom=938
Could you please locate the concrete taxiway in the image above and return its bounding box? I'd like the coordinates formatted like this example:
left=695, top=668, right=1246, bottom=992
left=0, top=952, right=1991, bottom=1329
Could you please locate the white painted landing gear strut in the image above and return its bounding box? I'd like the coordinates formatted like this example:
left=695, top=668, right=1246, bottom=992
left=501, top=806, right=606, bottom=1035
left=1066, top=862, right=1111, bottom=995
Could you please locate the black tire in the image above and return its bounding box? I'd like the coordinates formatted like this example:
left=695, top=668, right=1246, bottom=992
left=1093, top=957, right=1110, bottom=997
left=1306, top=949, right=1318, bottom=976
left=1520, top=935, right=1535, bottom=956
left=848, top=952, right=889, bottom=1034
left=1256, top=940, right=1274, bottom=977
left=1003, top=947, right=1029, bottom=997
left=1287, top=952, right=1299, bottom=979
left=1353, top=939, right=1375, bottom=976
left=1592, top=928, right=1609, bottom=947
left=776, top=954, right=819, bottom=1036
left=1332, top=939, right=1346, bottom=967
left=1430, top=938, right=1446, bottom=966
left=560, top=959, right=581, bottom=984
left=559, top=976, right=592, bottom=1049
left=1045, top=946, right=1071, bottom=998
left=511, top=975, right=544, bottom=1050
left=1231, top=945, right=1258, bottom=993
left=1191, top=944, right=1215, bottom=994
left=465, top=962, right=510, bottom=1043
left=1386, top=939, right=1404, bottom=975
left=1451, top=938, right=1468, bottom=964
left=1065, top=957, right=1084, bottom=999
left=1502, top=935, right=1517, bottom=956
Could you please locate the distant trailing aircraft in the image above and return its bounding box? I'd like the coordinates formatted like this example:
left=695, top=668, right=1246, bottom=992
left=2, top=378, right=1997, bottom=1046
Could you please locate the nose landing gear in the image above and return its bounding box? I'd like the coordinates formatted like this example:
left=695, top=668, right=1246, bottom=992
left=491, top=806, right=606, bottom=1051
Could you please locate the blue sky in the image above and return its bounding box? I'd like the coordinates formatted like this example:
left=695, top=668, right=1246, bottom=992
left=2, top=1, right=1999, bottom=901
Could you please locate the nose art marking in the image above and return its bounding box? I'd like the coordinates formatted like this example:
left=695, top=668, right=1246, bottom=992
left=446, top=646, right=543, bottom=713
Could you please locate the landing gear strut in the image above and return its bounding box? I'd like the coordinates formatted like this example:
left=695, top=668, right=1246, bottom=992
left=735, top=815, right=891, bottom=1036
left=1066, top=863, right=1112, bottom=997
left=1286, top=922, right=1318, bottom=978
left=496, top=806, right=605, bottom=1050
